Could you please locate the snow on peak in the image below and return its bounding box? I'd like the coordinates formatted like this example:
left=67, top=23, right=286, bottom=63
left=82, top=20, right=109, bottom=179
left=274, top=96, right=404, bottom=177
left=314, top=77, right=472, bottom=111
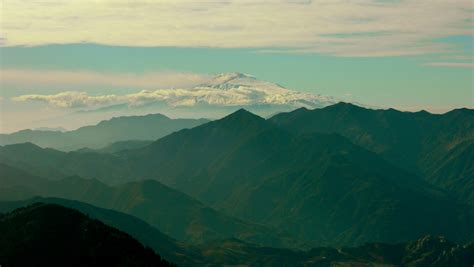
left=192, top=72, right=338, bottom=108
left=202, top=72, right=257, bottom=88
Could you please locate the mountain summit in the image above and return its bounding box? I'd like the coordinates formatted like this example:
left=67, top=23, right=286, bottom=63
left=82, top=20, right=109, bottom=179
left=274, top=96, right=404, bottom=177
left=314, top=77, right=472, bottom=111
left=193, top=72, right=338, bottom=109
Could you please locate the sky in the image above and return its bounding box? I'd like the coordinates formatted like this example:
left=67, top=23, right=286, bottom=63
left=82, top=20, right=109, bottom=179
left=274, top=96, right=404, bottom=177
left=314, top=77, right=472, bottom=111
left=1, top=0, right=473, bottom=133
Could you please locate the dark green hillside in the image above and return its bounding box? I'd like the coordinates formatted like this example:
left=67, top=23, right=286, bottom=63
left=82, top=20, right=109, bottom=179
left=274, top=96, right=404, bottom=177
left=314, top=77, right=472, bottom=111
left=2, top=202, right=471, bottom=266
left=198, top=236, right=474, bottom=266
left=270, top=103, right=474, bottom=204
left=125, top=108, right=278, bottom=186
left=0, top=198, right=202, bottom=265
left=0, top=203, right=175, bottom=267
left=95, top=140, right=154, bottom=153
left=121, top=109, right=474, bottom=246
left=0, top=164, right=300, bottom=249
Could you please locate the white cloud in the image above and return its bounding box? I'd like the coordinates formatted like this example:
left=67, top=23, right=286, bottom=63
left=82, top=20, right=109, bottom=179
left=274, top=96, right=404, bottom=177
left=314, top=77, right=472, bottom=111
left=13, top=91, right=120, bottom=108
left=2, top=0, right=473, bottom=57
left=12, top=72, right=338, bottom=109
left=422, top=62, right=474, bottom=68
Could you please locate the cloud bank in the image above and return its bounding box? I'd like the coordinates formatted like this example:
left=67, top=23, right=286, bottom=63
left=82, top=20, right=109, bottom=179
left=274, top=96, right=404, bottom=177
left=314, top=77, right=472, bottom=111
left=12, top=72, right=337, bottom=109
left=2, top=0, right=473, bottom=57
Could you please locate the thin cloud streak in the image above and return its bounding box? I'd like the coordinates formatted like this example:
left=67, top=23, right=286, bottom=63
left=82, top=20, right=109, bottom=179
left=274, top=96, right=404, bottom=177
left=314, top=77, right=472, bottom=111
left=422, top=62, right=474, bottom=68
left=1, top=69, right=211, bottom=89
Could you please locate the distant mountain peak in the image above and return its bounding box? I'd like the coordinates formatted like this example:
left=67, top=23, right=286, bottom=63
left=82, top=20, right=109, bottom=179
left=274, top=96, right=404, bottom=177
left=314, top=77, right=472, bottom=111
left=446, top=107, right=474, bottom=116
left=330, top=101, right=363, bottom=109
left=192, top=72, right=340, bottom=111
left=98, top=113, right=170, bottom=125
left=220, top=108, right=265, bottom=122
left=212, top=72, right=256, bottom=83
left=3, top=142, right=43, bottom=150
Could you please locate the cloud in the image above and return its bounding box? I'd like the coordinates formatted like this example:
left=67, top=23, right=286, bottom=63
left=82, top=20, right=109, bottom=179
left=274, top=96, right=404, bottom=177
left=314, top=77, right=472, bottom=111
left=422, top=62, right=474, bottom=68
left=1, top=69, right=211, bottom=89
left=2, top=0, right=473, bottom=57
left=12, top=72, right=338, bottom=109
left=13, top=91, right=119, bottom=108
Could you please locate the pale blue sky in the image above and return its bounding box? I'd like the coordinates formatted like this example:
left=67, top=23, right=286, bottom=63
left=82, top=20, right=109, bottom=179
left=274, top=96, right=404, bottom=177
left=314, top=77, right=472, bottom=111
left=0, top=0, right=473, bottom=133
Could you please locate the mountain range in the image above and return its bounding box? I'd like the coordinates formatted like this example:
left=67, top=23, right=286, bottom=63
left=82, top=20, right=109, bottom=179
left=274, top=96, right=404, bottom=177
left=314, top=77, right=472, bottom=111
left=0, top=163, right=301, bottom=249
left=1, top=103, right=473, bottom=248
left=0, top=114, right=208, bottom=151
left=270, top=102, right=474, bottom=205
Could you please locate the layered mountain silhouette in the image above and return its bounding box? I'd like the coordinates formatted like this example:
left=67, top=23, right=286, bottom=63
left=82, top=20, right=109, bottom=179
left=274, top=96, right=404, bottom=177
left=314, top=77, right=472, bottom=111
left=0, top=203, right=175, bottom=267
left=1, top=105, right=473, bottom=247
left=0, top=164, right=300, bottom=249
left=270, top=102, right=474, bottom=204
left=0, top=113, right=208, bottom=151
left=78, top=140, right=154, bottom=154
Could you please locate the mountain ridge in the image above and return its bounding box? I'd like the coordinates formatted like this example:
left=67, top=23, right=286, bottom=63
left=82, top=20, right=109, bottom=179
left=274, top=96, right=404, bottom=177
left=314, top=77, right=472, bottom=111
left=0, top=113, right=209, bottom=151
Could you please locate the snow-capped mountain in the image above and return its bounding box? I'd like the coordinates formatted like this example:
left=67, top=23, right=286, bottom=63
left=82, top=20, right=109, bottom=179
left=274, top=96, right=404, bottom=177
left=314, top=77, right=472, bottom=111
left=190, top=72, right=338, bottom=109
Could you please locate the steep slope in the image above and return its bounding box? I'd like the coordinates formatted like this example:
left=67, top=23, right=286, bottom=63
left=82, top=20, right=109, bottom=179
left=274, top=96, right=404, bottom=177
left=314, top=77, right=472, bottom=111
left=0, top=164, right=300, bottom=249
left=0, top=198, right=202, bottom=265
left=125, top=108, right=280, bottom=194
left=95, top=140, right=154, bottom=153
left=0, top=203, right=175, bottom=267
left=421, top=139, right=474, bottom=205
left=0, top=113, right=208, bottom=151
left=270, top=103, right=474, bottom=204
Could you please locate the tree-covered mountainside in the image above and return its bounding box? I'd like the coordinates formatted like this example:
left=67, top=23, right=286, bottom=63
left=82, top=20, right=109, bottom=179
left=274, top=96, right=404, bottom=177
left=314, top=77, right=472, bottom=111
left=270, top=102, right=474, bottom=204
left=85, top=140, right=154, bottom=154
left=0, top=113, right=208, bottom=151
left=0, top=203, right=176, bottom=267
left=0, top=164, right=300, bottom=249
left=2, top=202, right=472, bottom=266
left=0, top=197, right=202, bottom=265
left=199, top=236, right=474, bottom=266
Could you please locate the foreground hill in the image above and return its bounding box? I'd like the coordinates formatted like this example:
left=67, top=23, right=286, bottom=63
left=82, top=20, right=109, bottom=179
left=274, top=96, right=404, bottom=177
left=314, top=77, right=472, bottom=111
left=0, top=164, right=300, bottom=249
left=0, top=197, right=202, bottom=265
left=270, top=103, right=474, bottom=204
left=0, top=113, right=208, bottom=151
left=0, top=203, right=175, bottom=267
